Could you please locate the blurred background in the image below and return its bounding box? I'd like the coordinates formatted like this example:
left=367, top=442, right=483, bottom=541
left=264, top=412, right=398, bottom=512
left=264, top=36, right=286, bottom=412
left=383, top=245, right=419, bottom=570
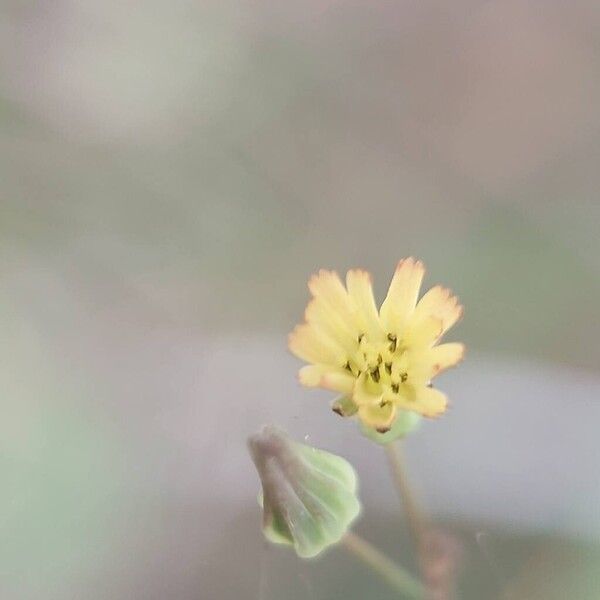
left=1, top=1, right=600, bottom=598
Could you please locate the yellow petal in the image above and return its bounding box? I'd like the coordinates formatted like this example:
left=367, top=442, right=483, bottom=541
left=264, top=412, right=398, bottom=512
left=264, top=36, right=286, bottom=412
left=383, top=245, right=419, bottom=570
left=389, top=351, right=410, bottom=381
left=352, top=372, right=383, bottom=407
left=298, top=365, right=329, bottom=387
left=411, top=386, right=448, bottom=417
left=427, top=343, right=465, bottom=377
left=298, top=365, right=355, bottom=392
left=304, top=298, right=357, bottom=354
left=403, top=316, right=443, bottom=348
left=379, top=258, right=425, bottom=335
left=358, top=401, right=397, bottom=433
left=321, top=371, right=356, bottom=393
left=308, top=270, right=356, bottom=325
left=345, top=269, right=383, bottom=341
left=288, top=324, right=345, bottom=366
left=411, top=285, right=463, bottom=335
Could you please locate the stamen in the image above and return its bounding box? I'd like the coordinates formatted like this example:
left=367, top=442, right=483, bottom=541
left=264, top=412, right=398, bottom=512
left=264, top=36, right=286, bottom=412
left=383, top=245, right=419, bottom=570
left=391, top=383, right=399, bottom=393
left=371, top=367, right=380, bottom=383
left=400, top=372, right=408, bottom=383
left=387, top=333, right=397, bottom=353
left=384, top=362, right=392, bottom=375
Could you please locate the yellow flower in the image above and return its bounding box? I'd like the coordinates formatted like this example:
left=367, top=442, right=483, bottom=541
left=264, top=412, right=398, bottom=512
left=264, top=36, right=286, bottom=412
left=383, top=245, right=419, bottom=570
left=289, top=258, right=464, bottom=434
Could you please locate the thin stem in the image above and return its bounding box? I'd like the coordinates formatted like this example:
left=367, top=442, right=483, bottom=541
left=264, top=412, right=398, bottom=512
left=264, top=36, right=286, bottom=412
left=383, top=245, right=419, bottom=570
left=342, top=530, right=425, bottom=599
left=384, top=441, right=427, bottom=550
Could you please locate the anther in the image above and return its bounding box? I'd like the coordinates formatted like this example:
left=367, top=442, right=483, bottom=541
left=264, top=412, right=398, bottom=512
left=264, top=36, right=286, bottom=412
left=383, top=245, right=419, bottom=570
left=391, top=383, right=399, bottom=393
left=387, top=333, right=397, bottom=353
left=384, top=362, right=392, bottom=375
left=371, top=367, right=380, bottom=383
left=400, top=372, right=408, bottom=383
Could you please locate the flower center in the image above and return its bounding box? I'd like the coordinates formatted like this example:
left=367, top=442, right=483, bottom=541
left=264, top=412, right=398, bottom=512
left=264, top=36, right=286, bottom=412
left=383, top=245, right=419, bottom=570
left=344, top=332, right=410, bottom=393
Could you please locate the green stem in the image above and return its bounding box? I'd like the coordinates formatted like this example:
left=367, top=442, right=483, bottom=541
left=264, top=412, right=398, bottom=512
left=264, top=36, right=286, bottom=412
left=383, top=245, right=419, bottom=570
left=342, top=531, right=425, bottom=599
left=384, top=440, right=427, bottom=552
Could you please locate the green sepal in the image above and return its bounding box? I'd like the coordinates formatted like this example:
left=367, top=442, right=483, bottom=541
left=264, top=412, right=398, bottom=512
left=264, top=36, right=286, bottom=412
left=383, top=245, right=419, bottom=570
left=331, top=394, right=358, bottom=417
left=359, top=409, right=421, bottom=445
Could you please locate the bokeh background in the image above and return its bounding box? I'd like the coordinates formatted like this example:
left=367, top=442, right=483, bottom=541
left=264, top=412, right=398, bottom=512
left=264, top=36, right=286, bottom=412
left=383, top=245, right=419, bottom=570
left=2, top=1, right=600, bottom=598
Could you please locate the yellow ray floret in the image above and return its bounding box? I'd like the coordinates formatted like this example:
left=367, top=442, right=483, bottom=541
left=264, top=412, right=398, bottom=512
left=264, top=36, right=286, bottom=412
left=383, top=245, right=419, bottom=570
left=288, top=258, right=464, bottom=434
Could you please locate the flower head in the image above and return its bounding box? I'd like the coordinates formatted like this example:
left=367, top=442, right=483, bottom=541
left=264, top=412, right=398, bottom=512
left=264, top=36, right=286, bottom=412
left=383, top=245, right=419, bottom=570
left=289, top=258, right=464, bottom=435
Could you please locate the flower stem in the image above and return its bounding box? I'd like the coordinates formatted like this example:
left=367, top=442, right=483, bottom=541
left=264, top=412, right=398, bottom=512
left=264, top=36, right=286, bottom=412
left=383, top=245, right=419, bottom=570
left=384, top=441, right=427, bottom=551
left=342, top=530, right=425, bottom=599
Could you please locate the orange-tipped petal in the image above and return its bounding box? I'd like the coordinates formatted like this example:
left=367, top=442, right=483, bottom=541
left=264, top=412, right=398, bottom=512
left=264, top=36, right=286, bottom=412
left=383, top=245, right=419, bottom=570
left=299, top=366, right=355, bottom=393
left=412, top=285, right=463, bottom=335
left=428, top=343, right=466, bottom=377
left=412, top=386, right=448, bottom=418
left=308, top=270, right=355, bottom=324
left=288, top=324, right=345, bottom=366
left=298, top=365, right=327, bottom=387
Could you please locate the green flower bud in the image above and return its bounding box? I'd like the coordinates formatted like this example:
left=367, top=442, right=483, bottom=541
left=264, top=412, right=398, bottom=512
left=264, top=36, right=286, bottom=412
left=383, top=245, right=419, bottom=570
left=248, top=425, right=361, bottom=558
